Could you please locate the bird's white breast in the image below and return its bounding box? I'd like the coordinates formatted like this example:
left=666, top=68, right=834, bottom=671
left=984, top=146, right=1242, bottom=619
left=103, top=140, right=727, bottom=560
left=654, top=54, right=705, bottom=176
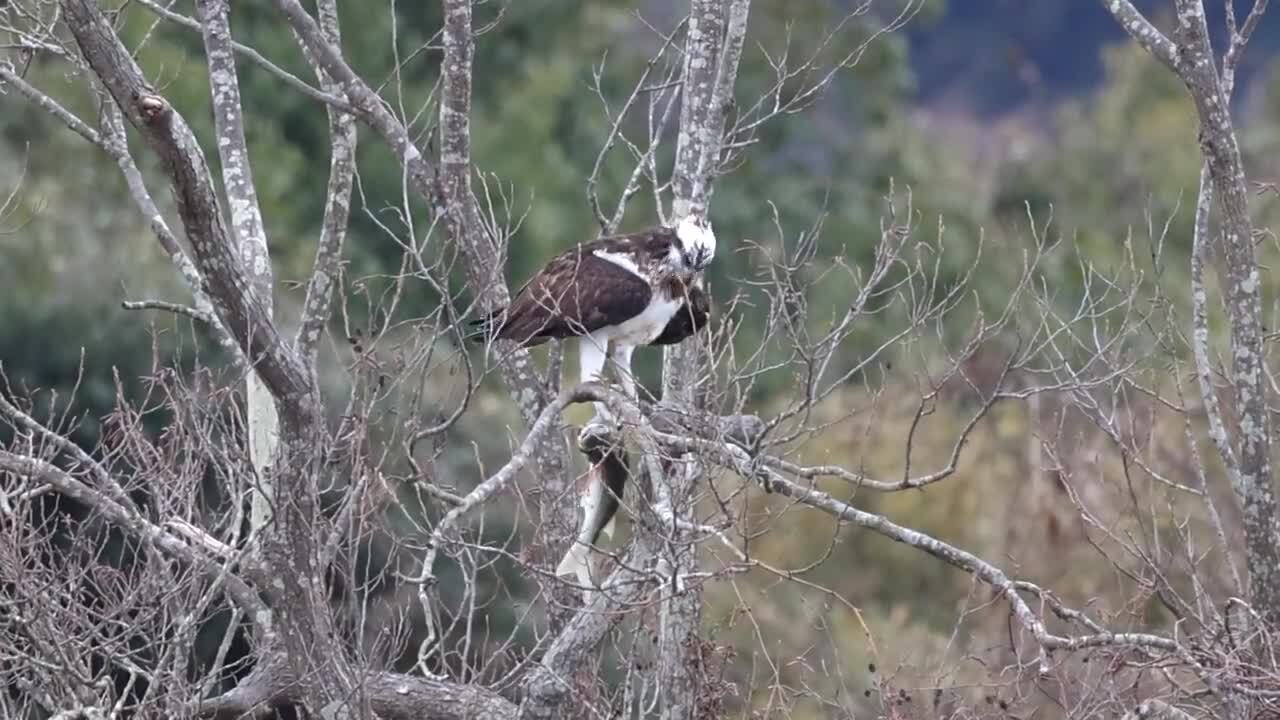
left=591, top=248, right=681, bottom=345
left=603, top=290, right=682, bottom=345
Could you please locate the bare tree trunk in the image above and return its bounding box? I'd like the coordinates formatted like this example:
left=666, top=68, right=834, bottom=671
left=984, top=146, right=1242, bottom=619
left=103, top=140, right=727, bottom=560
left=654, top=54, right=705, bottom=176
left=1099, top=0, right=1280, bottom=631
left=292, top=0, right=356, bottom=367
left=195, top=0, right=280, bottom=540
left=437, top=0, right=579, bottom=625
left=661, top=1, right=749, bottom=716
left=59, top=0, right=369, bottom=713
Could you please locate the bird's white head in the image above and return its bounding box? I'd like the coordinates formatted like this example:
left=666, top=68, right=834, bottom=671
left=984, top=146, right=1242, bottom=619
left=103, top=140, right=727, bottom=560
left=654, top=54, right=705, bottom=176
left=674, top=216, right=716, bottom=272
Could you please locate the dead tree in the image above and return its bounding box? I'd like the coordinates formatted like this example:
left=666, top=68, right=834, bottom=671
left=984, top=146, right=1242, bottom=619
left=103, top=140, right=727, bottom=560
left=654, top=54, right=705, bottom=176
left=3, top=1, right=1279, bottom=719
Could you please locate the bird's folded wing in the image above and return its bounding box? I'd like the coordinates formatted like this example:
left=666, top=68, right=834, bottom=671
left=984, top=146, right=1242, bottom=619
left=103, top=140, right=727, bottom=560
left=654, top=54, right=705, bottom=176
left=496, top=252, right=654, bottom=343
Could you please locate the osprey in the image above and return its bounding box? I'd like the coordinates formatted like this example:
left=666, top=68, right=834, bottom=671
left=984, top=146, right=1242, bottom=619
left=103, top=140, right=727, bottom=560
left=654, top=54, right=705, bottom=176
left=469, top=217, right=715, bottom=411
left=470, top=217, right=715, bottom=592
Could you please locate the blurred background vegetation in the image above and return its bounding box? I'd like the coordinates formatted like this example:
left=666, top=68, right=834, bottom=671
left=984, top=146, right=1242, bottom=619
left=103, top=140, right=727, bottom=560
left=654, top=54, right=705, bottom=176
left=4, top=0, right=1280, bottom=715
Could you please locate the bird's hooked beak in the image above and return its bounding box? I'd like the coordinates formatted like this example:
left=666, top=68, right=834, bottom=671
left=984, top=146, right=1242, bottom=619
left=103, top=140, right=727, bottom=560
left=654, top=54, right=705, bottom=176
left=689, top=247, right=712, bottom=271
left=679, top=248, right=707, bottom=271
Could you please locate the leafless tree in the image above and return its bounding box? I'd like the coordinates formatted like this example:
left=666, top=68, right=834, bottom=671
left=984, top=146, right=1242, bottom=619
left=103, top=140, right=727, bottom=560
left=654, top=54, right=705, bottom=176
left=2, top=0, right=1279, bottom=719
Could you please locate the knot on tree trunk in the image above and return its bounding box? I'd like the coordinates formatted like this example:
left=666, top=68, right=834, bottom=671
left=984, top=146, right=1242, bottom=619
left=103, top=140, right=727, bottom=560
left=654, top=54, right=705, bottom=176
left=137, top=93, right=169, bottom=123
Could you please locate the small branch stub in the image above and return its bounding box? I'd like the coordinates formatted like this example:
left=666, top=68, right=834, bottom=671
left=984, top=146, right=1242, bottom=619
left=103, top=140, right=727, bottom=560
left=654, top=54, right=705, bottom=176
left=137, top=94, right=168, bottom=122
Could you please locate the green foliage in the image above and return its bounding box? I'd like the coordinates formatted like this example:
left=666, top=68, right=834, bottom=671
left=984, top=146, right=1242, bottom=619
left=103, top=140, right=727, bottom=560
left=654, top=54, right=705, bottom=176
left=0, top=141, right=211, bottom=446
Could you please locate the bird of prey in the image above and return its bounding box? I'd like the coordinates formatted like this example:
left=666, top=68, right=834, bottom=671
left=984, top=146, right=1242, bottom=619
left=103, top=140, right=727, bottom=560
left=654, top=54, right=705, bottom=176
left=469, top=216, right=716, bottom=411
left=469, top=217, right=716, bottom=590
left=552, top=276, right=712, bottom=589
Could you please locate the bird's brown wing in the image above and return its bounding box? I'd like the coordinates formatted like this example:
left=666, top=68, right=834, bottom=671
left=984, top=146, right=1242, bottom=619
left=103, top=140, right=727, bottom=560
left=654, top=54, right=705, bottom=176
left=476, top=251, right=653, bottom=347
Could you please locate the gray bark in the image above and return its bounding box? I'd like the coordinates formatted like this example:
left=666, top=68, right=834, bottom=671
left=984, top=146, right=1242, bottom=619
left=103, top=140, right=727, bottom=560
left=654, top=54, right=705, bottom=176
left=56, top=0, right=505, bottom=715
left=293, top=0, right=357, bottom=367
left=195, top=0, right=281, bottom=540
left=1099, top=0, right=1280, bottom=630
left=272, top=0, right=577, bottom=593
left=517, top=543, right=664, bottom=720
left=436, top=0, right=578, bottom=617
left=660, top=2, right=750, bottom=717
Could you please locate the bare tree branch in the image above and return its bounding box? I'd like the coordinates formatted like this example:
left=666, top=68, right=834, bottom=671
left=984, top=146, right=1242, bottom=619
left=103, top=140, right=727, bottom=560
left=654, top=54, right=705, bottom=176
left=12, top=2, right=1271, bottom=718
left=133, top=0, right=354, bottom=112
left=0, top=63, right=247, bottom=370
left=655, top=2, right=751, bottom=716
left=293, top=0, right=356, bottom=366
left=0, top=449, right=273, bottom=637
left=267, top=0, right=575, bottom=569
left=196, top=0, right=281, bottom=538
left=1097, top=0, right=1179, bottom=70
left=0, top=62, right=100, bottom=145
left=60, top=0, right=311, bottom=407
left=1104, top=0, right=1280, bottom=629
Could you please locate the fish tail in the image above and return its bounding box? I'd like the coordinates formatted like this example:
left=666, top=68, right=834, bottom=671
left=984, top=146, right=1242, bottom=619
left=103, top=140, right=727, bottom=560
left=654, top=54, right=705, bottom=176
left=555, top=540, right=593, bottom=585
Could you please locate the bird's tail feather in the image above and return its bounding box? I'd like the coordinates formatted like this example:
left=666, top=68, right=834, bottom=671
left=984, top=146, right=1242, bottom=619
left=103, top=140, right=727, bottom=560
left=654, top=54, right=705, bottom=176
left=461, top=312, right=497, bottom=343
left=457, top=307, right=551, bottom=346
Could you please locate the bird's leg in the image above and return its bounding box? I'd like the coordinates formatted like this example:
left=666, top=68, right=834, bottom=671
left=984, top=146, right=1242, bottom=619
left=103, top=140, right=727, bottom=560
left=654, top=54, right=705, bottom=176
left=578, top=335, right=612, bottom=424
left=609, top=342, right=637, bottom=404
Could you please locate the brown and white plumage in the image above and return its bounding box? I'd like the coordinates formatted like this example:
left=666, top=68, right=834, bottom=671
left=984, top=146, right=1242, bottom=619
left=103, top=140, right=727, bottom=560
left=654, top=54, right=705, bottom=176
left=649, top=274, right=711, bottom=347
left=470, top=217, right=716, bottom=588
left=470, top=218, right=714, bottom=405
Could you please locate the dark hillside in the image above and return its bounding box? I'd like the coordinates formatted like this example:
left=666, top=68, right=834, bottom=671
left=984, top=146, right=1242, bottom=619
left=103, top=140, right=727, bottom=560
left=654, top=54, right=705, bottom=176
left=908, top=0, right=1280, bottom=114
